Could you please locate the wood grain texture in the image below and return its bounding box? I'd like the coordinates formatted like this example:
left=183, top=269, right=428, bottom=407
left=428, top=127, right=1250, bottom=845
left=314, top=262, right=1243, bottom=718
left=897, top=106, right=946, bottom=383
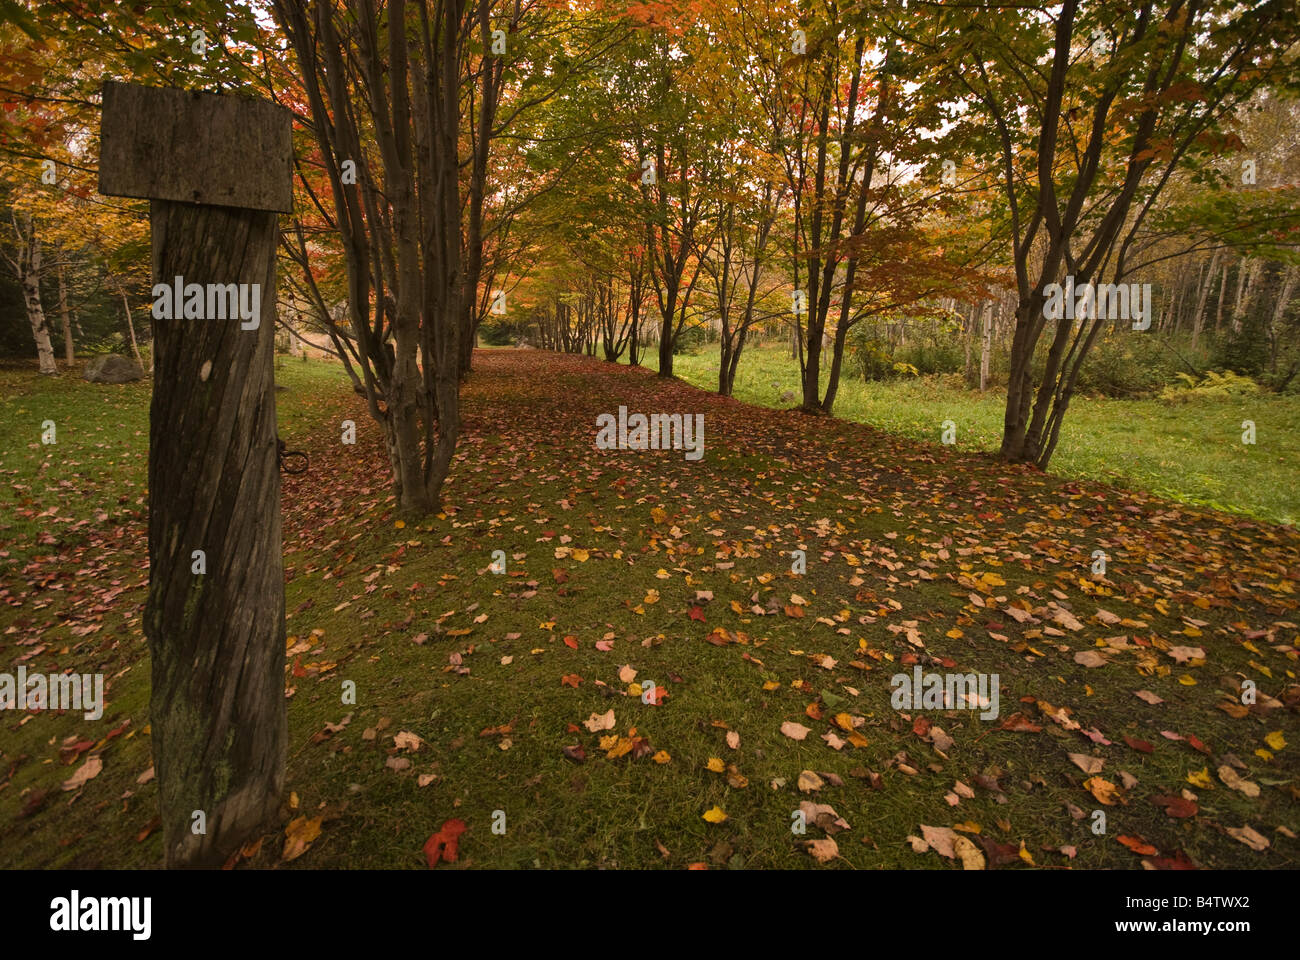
left=99, top=82, right=293, bottom=213
left=144, top=199, right=287, bottom=867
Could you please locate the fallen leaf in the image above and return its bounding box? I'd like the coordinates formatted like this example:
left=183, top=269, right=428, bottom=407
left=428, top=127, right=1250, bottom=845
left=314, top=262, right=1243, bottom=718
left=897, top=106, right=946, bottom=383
left=803, top=837, right=838, bottom=863
left=781, top=721, right=811, bottom=741
left=282, top=816, right=323, bottom=862
left=61, top=755, right=102, bottom=792
left=423, top=818, right=467, bottom=866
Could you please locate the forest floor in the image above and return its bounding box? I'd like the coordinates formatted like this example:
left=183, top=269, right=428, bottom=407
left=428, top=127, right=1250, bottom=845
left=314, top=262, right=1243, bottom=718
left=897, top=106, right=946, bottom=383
left=1, top=349, right=1297, bottom=869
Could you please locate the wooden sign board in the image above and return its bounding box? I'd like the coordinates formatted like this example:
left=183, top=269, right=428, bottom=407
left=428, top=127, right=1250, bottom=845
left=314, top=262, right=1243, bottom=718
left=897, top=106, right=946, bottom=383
left=99, top=80, right=293, bottom=213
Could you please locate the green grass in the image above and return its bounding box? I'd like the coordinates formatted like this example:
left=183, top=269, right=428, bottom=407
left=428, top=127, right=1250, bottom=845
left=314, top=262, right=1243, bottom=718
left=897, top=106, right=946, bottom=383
left=645, top=342, right=1300, bottom=526
left=1, top=351, right=1297, bottom=871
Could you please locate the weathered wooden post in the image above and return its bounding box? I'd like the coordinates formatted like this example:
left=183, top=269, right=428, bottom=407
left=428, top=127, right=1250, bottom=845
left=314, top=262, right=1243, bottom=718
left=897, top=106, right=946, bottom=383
left=99, top=82, right=293, bottom=867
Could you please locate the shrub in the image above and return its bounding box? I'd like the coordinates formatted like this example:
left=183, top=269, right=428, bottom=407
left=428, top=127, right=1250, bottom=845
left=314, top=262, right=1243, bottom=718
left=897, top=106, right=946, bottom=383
left=673, top=326, right=707, bottom=355
left=1158, top=369, right=1261, bottom=402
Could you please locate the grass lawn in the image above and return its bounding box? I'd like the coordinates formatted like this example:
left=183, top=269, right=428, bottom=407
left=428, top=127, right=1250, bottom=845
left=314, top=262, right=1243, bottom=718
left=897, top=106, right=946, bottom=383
left=0, top=350, right=1297, bottom=870
left=646, top=342, right=1300, bottom=527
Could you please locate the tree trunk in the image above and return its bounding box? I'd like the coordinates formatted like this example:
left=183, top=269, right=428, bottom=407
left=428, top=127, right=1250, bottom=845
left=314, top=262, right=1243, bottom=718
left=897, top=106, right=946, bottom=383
left=1191, top=250, right=1219, bottom=353
left=979, top=301, right=992, bottom=391
left=58, top=262, right=75, bottom=364
left=18, top=218, right=57, bottom=375
left=144, top=199, right=287, bottom=868
left=120, top=286, right=143, bottom=365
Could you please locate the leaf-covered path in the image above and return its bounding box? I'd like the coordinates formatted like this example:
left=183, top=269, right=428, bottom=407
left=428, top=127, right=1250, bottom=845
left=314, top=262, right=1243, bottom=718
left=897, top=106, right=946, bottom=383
left=2, top=350, right=1298, bottom=868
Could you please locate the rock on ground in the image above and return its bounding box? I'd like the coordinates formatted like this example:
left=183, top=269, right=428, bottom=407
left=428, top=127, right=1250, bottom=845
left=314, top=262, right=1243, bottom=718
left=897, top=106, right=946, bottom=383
left=83, top=354, right=144, bottom=383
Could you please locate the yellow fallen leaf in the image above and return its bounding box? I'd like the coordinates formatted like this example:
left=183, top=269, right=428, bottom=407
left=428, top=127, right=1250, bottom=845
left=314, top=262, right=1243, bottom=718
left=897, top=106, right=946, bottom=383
left=702, top=805, right=728, bottom=824
left=1187, top=766, right=1214, bottom=789
left=652, top=750, right=671, bottom=764
left=1177, top=674, right=1197, bottom=686
left=706, top=757, right=725, bottom=773
left=954, top=835, right=985, bottom=870
left=762, top=680, right=780, bottom=691
left=1265, top=730, right=1287, bottom=751
left=571, top=548, right=590, bottom=562
left=282, top=816, right=322, bottom=862
left=1017, top=841, right=1035, bottom=865
left=1083, top=776, right=1122, bottom=806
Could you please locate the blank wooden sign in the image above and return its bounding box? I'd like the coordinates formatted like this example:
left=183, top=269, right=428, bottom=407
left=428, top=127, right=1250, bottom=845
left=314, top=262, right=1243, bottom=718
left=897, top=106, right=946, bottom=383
left=99, top=80, right=293, bottom=214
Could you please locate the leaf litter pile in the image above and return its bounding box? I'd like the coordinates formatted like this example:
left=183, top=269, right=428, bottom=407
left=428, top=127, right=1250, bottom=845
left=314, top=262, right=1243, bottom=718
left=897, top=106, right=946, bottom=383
left=1, top=351, right=1297, bottom=869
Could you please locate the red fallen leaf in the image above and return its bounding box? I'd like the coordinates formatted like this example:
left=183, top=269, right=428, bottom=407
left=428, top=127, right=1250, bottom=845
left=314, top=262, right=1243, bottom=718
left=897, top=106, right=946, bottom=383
left=563, top=636, right=579, bottom=649
left=1144, top=849, right=1198, bottom=870
left=783, top=605, right=805, bottom=618
left=59, top=739, right=94, bottom=764
left=1185, top=734, right=1210, bottom=755
left=998, top=713, right=1043, bottom=732
left=1122, top=735, right=1153, bottom=754
left=938, top=657, right=957, bottom=668
left=562, top=744, right=586, bottom=762
left=900, top=652, right=919, bottom=665
left=806, top=701, right=824, bottom=720
left=1151, top=794, right=1198, bottom=818
left=560, top=674, right=581, bottom=688
left=686, top=862, right=709, bottom=870
left=705, top=628, right=731, bottom=646
left=977, top=835, right=1021, bottom=867
left=103, top=720, right=130, bottom=742
left=1118, top=835, right=1159, bottom=856
left=423, top=818, right=467, bottom=867
left=688, top=606, right=706, bottom=622
left=565, top=723, right=581, bottom=733
left=135, top=816, right=161, bottom=843
left=291, top=656, right=307, bottom=678
left=912, top=716, right=932, bottom=737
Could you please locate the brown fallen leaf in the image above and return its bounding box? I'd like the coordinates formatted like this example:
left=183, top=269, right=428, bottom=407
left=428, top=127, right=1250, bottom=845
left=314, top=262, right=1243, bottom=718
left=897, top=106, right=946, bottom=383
left=803, top=837, right=838, bottom=863
left=1218, top=765, right=1260, bottom=797
left=61, top=755, right=102, bottom=792
left=920, top=824, right=957, bottom=859
left=781, top=721, right=811, bottom=741
left=1225, top=825, right=1269, bottom=851
left=1068, top=753, right=1104, bottom=774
